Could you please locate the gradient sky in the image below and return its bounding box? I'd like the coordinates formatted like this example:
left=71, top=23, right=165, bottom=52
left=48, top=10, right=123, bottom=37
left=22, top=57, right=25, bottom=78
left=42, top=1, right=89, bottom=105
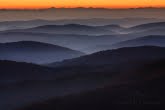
left=0, top=0, right=165, bottom=9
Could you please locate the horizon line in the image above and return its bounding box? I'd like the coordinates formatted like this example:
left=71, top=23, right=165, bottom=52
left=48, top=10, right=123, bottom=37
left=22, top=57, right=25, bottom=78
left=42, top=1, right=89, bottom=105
left=0, top=7, right=165, bottom=10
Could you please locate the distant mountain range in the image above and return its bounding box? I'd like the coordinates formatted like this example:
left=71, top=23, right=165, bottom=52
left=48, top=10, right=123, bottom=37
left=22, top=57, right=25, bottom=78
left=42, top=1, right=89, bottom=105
left=128, top=22, right=165, bottom=32
left=0, top=32, right=126, bottom=53
left=0, top=18, right=164, bottom=31
left=0, top=41, right=84, bottom=64
left=4, top=24, right=117, bottom=35
left=88, top=35, right=165, bottom=52
left=1, top=22, right=165, bottom=53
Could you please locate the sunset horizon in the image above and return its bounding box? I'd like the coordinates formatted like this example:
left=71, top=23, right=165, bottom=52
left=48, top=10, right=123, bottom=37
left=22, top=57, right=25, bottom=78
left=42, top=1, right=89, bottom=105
left=1, top=6, right=165, bottom=10
left=1, top=0, right=165, bottom=9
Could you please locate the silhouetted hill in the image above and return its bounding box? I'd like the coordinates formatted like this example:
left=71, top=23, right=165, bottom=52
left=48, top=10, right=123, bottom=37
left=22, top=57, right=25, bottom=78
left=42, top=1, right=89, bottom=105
left=0, top=19, right=52, bottom=31
left=126, top=22, right=165, bottom=33
left=50, top=18, right=164, bottom=27
left=0, top=41, right=84, bottom=64
left=5, top=24, right=116, bottom=35
left=132, top=28, right=165, bottom=36
left=0, top=60, right=56, bottom=81
left=2, top=46, right=165, bottom=110
left=111, top=35, right=165, bottom=48
left=0, top=18, right=163, bottom=31
left=49, top=46, right=165, bottom=67
left=17, top=48, right=165, bottom=110
left=0, top=32, right=126, bottom=53
left=83, top=35, right=165, bottom=53
left=132, top=22, right=165, bottom=30
left=2, top=22, right=165, bottom=54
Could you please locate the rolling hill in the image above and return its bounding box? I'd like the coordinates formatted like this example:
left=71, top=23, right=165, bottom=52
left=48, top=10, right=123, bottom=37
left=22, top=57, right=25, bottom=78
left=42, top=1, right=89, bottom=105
left=0, top=32, right=126, bottom=53
left=2, top=22, right=165, bottom=53
left=0, top=18, right=163, bottom=31
left=48, top=46, right=165, bottom=67
left=0, top=60, right=56, bottom=81
left=111, top=35, right=165, bottom=49
left=1, top=46, right=165, bottom=110
left=16, top=46, right=165, bottom=110
left=4, top=24, right=116, bottom=35
left=0, top=41, right=84, bottom=64
left=126, top=22, right=165, bottom=33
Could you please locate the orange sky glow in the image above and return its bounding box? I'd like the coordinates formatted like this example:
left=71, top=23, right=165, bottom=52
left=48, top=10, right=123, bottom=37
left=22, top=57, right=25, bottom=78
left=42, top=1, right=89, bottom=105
left=0, top=0, right=165, bottom=9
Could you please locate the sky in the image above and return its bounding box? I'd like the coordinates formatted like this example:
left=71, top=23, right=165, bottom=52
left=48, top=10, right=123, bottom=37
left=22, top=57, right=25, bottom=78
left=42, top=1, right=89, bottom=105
left=0, top=0, right=165, bottom=9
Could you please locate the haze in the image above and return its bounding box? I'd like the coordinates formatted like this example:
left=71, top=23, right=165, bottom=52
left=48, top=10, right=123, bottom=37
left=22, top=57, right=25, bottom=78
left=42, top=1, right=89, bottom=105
left=0, top=8, right=165, bottom=22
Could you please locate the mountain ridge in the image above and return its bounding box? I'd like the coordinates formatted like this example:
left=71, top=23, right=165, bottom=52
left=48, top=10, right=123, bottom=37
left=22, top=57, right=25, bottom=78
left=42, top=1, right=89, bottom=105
left=111, top=35, right=165, bottom=48
left=0, top=41, right=85, bottom=64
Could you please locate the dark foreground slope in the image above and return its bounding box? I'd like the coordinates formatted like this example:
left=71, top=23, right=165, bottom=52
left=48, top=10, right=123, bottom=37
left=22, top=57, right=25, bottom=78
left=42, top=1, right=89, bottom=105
left=24, top=60, right=165, bottom=110
left=49, top=46, right=165, bottom=67
left=0, top=41, right=84, bottom=64
left=19, top=60, right=165, bottom=110
left=0, top=60, right=56, bottom=81
left=0, top=60, right=105, bottom=110
left=15, top=46, right=165, bottom=110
